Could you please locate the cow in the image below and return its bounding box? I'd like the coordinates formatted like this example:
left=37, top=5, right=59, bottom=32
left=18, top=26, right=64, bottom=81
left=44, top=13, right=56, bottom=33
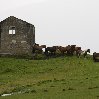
left=70, top=45, right=76, bottom=55
left=58, top=46, right=67, bottom=54
left=76, top=49, right=90, bottom=58
left=45, top=46, right=58, bottom=55
left=93, top=52, right=99, bottom=62
left=40, top=45, right=46, bottom=52
left=41, top=45, right=46, bottom=48
left=66, top=45, right=72, bottom=55
left=75, top=47, right=81, bottom=56
left=75, top=47, right=81, bottom=51
left=34, top=43, right=39, bottom=46
left=32, top=44, right=43, bottom=54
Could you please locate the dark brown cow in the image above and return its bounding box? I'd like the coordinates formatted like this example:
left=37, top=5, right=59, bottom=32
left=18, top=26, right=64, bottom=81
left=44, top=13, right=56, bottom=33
left=40, top=45, right=46, bottom=53
left=70, top=45, right=76, bottom=55
left=45, top=46, right=58, bottom=55
left=66, top=45, right=72, bottom=55
left=34, top=43, right=39, bottom=46
left=93, top=52, right=99, bottom=62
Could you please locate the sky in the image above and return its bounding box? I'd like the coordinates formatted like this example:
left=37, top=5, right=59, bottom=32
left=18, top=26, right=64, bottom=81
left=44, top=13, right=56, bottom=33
left=0, top=0, right=99, bottom=54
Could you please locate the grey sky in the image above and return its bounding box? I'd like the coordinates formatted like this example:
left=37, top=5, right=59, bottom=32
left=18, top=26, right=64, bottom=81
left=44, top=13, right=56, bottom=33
left=0, top=0, right=99, bottom=54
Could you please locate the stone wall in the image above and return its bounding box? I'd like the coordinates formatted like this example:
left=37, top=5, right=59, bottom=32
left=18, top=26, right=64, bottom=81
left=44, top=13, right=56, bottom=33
left=0, top=16, right=35, bottom=56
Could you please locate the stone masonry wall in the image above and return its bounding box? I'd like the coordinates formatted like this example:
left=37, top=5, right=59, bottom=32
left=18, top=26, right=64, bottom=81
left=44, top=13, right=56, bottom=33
left=0, top=16, right=35, bottom=56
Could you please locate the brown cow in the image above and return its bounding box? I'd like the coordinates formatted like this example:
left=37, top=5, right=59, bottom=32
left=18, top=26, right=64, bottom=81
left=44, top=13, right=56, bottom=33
left=41, top=45, right=46, bottom=48
left=75, top=47, right=81, bottom=56
left=32, top=44, right=43, bottom=54
left=75, top=47, right=81, bottom=51
left=58, top=46, right=67, bottom=54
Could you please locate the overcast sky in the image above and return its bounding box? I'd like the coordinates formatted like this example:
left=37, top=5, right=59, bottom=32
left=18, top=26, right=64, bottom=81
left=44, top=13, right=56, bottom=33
left=0, top=0, right=99, bottom=54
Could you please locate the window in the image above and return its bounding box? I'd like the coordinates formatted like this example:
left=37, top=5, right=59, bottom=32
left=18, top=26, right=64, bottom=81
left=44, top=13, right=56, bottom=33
left=9, top=26, right=15, bottom=34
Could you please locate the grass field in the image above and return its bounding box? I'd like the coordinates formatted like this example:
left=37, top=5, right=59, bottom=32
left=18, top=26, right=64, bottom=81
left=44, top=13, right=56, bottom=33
left=0, top=55, right=99, bottom=99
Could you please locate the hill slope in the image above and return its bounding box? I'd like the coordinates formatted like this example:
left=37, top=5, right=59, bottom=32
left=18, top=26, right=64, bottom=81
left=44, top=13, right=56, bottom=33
left=0, top=56, right=99, bottom=99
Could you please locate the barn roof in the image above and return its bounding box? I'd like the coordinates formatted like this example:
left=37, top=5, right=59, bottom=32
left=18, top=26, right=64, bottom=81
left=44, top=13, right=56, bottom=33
left=0, top=16, right=34, bottom=26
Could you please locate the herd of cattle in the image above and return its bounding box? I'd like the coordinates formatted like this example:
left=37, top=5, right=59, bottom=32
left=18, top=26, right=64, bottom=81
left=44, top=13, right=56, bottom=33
left=32, top=43, right=99, bottom=62
left=32, top=43, right=89, bottom=56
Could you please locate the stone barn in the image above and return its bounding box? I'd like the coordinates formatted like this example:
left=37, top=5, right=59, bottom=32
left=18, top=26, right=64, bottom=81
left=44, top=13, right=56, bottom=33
left=0, top=16, right=35, bottom=56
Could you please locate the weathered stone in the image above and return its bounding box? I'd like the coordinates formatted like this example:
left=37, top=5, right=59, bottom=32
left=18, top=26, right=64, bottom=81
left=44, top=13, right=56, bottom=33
left=12, top=40, right=16, bottom=44
left=21, top=41, right=27, bottom=43
left=0, top=16, right=35, bottom=56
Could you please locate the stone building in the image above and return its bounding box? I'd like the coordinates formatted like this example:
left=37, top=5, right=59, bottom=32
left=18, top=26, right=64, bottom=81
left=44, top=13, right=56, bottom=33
left=0, top=16, right=35, bottom=56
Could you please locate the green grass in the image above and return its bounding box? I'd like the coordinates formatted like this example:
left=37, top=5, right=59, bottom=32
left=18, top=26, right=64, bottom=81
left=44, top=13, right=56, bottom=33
left=0, top=55, right=99, bottom=99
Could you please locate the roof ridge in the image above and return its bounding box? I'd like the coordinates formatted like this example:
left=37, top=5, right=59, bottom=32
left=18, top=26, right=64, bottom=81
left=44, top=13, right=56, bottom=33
left=0, top=16, right=34, bottom=26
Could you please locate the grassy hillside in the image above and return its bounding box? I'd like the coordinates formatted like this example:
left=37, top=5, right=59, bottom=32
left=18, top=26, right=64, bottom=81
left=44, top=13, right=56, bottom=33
left=0, top=56, right=99, bottom=99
